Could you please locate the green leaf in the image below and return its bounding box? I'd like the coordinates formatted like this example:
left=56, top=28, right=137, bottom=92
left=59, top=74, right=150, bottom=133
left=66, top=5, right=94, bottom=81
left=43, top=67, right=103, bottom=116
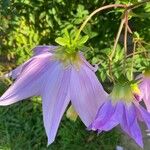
left=55, top=37, right=69, bottom=46
left=63, top=28, right=70, bottom=39
left=78, top=35, right=89, bottom=45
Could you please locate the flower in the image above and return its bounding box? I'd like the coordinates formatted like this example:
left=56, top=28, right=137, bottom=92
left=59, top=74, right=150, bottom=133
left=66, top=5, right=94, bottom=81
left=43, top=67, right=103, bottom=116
left=89, top=81, right=150, bottom=148
left=138, top=71, right=150, bottom=112
left=0, top=45, right=107, bottom=145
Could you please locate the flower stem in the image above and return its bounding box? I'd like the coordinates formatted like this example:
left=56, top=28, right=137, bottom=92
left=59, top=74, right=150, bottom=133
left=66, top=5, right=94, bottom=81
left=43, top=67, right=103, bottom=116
left=126, top=50, right=150, bottom=58
left=110, top=17, right=125, bottom=60
left=123, top=10, right=129, bottom=74
left=108, top=17, right=125, bottom=82
left=127, top=0, right=150, bottom=10
left=130, top=42, right=136, bottom=80
left=74, top=4, right=126, bottom=42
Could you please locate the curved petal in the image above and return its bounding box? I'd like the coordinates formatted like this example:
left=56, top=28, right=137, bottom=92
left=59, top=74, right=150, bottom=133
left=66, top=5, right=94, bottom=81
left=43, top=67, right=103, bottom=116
left=0, top=53, right=53, bottom=105
left=89, top=100, right=114, bottom=130
left=2, top=58, right=34, bottom=79
left=41, top=64, right=71, bottom=145
left=32, top=45, right=57, bottom=55
left=121, top=104, right=143, bottom=148
left=70, top=63, right=108, bottom=127
left=2, top=50, right=54, bottom=80
left=80, top=53, right=98, bottom=72
left=101, top=101, right=123, bottom=131
left=90, top=101, right=123, bottom=131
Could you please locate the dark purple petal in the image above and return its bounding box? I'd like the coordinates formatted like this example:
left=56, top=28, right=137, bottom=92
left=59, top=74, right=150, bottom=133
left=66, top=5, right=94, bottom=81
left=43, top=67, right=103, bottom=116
left=101, top=101, right=123, bottom=131
left=89, top=100, right=113, bottom=130
left=90, top=101, right=123, bottom=131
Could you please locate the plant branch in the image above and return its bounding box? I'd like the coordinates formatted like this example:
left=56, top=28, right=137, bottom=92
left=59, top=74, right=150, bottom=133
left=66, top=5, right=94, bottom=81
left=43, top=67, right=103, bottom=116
left=127, top=0, right=150, bottom=10
left=123, top=10, right=129, bottom=74
left=130, top=42, right=136, bottom=80
left=74, top=4, right=126, bottom=41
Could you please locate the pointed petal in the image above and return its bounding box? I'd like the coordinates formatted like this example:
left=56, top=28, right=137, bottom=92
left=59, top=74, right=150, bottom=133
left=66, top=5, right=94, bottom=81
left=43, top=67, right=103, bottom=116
left=80, top=53, right=98, bottom=72
left=0, top=53, right=53, bottom=105
left=2, top=58, right=33, bottom=79
left=89, top=100, right=114, bottom=130
left=121, top=104, right=143, bottom=148
left=70, top=63, right=108, bottom=126
left=90, top=101, right=123, bottom=131
left=1, top=49, right=54, bottom=80
left=41, top=64, right=71, bottom=145
left=136, top=104, right=150, bottom=129
left=101, top=101, right=123, bottom=131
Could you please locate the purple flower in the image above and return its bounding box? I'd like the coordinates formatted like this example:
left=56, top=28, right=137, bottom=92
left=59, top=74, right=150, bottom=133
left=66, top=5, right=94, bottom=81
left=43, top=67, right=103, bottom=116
left=138, top=72, right=150, bottom=112
left=89, top=82, right=150, bottom=148
left=0, top=45, right=107, bottom=145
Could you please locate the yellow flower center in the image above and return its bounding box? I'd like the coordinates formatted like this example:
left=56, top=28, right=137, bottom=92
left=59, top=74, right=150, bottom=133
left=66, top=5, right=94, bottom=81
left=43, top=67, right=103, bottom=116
left=130, top=83, right=141, bottom=95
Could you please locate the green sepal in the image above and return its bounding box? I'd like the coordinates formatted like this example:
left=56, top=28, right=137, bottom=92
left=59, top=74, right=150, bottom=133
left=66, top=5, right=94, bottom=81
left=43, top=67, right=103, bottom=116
left=55, top=37, right=70, bottom=46
left=77, top=35, right=89, bottom=46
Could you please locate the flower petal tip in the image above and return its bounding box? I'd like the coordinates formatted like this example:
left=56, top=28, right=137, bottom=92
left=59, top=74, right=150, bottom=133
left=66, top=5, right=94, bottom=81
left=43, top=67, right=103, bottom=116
left=47, top=138, right=55, bottom=147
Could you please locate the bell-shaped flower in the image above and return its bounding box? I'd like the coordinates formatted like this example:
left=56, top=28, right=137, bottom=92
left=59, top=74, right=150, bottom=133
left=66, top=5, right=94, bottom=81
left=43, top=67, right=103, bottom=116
left=138, top=71, right=150, bottom=112
left=89, top=80, right=150, bottom=148
left=0, top=45, right=108, bottom=145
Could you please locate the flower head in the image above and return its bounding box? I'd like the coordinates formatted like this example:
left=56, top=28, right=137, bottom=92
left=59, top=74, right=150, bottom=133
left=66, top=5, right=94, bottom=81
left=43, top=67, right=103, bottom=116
left=0, top=45, right=107, bottom=145
left=90, top=80, right=150, bottom=148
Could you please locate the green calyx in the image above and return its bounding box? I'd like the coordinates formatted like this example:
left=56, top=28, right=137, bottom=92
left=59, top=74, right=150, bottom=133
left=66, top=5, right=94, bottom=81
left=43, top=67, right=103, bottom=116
left=54, top=29, right=89, bottom=67
left=110, top=76, right=140, bottom=104
left=110, top=82, right=134, bottom=104
left=144, top=69, right=150, bottom=77
left=54, top=46, right=82, bottom=68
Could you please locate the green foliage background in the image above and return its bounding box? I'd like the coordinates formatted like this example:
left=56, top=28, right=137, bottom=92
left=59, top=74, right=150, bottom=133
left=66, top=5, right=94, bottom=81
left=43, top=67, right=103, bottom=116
left=0, top=0, right=150, bottom=149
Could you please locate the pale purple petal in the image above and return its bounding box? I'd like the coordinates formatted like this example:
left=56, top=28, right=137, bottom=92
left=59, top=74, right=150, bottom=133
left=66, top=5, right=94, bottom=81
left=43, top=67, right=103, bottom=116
left=3, top=59, right=33, bottom=79
left=0, top=53, right=53, bottom=105
left=70, top=63, right=108, bottom=126
left=139, top=77, right=150, bottom=112
left=2, top=48, right=54, bottom=80
left=80, top=53, right=98, bottom=72
left=32, top=45, right=57, bottom=55
left=121, top=104, right=143, bottom=147
left=41, top=63, right=71, bottom=145
left=135, top=104, right=150, bottom=129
